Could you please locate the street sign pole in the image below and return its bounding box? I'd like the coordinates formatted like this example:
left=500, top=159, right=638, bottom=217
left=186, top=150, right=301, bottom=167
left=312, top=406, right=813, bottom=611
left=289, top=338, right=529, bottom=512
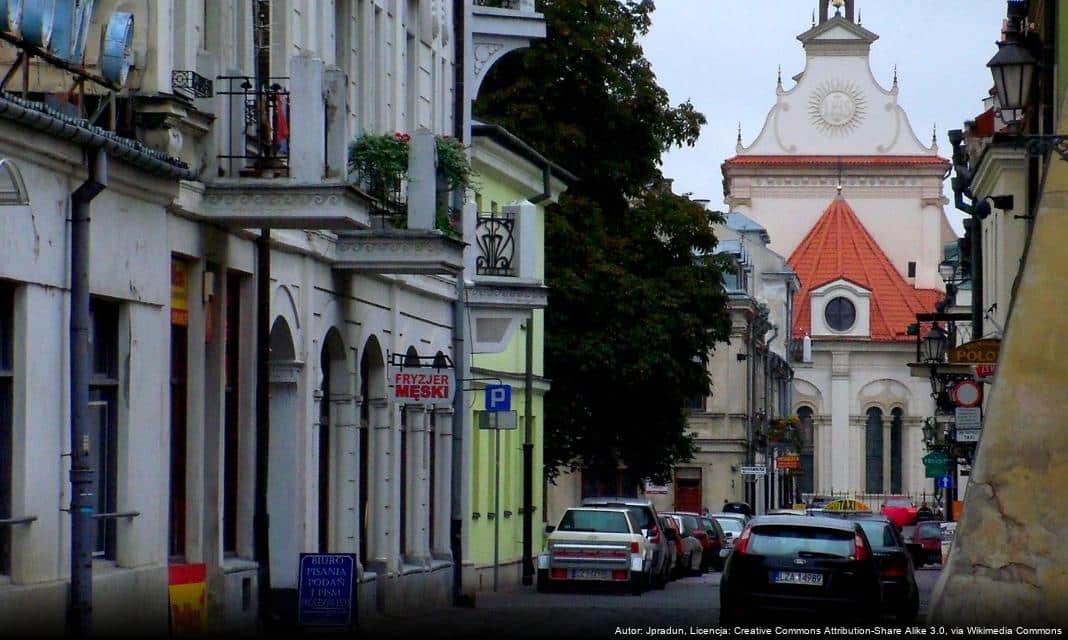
left=493, top=424, right=500, bottom=592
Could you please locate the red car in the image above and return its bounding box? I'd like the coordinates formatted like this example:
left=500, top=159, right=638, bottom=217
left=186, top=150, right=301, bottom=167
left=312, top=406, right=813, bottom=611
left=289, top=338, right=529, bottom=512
left=913, top=521, right=943, bottom=566
left=881, top=496, right=918, bottom=531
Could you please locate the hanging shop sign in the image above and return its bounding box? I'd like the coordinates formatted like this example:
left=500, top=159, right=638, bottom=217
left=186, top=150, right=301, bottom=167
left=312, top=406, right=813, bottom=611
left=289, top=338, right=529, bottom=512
left=388, top=365, right=455, bottom=404
left=171, top=259, right=189, bottom=326
left=948, top=339, right=1000, bottom=365
left=775, top=453, right=801, bottom=470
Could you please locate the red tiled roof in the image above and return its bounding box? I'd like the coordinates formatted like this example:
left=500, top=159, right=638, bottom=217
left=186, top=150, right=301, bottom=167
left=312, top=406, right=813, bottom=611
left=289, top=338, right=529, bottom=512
left=723, top=155, right=949, bottom=168
left=788, top=197, right=942, bottom=343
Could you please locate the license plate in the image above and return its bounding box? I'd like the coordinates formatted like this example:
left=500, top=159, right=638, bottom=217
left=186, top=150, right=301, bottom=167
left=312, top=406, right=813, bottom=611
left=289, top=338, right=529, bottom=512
left=772, top=571, right=823, bottom=586
left=571, top=569, right=611, bottom=581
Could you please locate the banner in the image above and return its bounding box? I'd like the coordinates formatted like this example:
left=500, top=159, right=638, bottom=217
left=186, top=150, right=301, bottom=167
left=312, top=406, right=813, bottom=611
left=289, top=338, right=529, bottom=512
left=168, top=563, right=207, bottom=635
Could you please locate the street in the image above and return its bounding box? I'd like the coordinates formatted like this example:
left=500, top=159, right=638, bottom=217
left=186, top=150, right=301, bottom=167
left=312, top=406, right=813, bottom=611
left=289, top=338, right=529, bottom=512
left=360, top=565, right=944, bottom=639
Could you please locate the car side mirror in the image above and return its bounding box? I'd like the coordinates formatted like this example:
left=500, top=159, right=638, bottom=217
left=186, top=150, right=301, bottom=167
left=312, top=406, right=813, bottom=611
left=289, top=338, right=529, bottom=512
left=545, top=525, right=555, bottom=534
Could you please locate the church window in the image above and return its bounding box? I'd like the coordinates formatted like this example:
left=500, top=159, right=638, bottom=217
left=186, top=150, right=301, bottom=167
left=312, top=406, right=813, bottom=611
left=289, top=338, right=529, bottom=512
left=865, top=407, right=884, bottom=494
left=797, top=406, right=815, bottom=496
left=890, top=408, right=903, bottom=494
left=825, top=297, right=856, bottom=332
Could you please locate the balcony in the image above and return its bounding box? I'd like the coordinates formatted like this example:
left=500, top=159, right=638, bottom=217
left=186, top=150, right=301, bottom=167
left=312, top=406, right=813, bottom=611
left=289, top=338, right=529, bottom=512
left=464, top=202, right=547, bottom=353
left=470, top=0, right=546, bottom=96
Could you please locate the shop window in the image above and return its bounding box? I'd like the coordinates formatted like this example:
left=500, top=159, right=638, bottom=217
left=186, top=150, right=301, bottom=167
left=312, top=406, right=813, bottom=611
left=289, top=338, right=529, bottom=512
left=0, top=283, right=14, bottom=575
left=90, top=298, right=120, bottom=559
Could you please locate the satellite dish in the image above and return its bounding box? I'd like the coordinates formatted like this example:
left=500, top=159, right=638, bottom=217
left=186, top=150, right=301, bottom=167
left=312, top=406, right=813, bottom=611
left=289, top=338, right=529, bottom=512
left=71, top=0, right=92, bottom=62
left=0, top=0, right=24, bottom=35
left=21, top=0, right=54, bottom=48
left=100, top=11, right=133, bottom=85
left=49, top=0, right=92, bottom=62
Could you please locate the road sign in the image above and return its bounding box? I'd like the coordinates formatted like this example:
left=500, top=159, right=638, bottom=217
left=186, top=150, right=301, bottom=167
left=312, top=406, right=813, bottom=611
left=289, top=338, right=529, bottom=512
left=955, top=407, right=982, bottom=430
left=956, top=429, right=982, bottom=443
left=478, top=411, right=518, bottom=430
left=739, top=465, right=766, bottom=476
left=951, top=380, right=982, bottom=408
left=937, top=475, right=955, bottom=489
left=644, top=480, right=668, bottom=495
left=298, top=553, right=357, bottom=627
left=924, top=450, right=950, bottom=478
left=975, top=363, right=996, bottom=380
left=485, top=384, right=512, bottom=412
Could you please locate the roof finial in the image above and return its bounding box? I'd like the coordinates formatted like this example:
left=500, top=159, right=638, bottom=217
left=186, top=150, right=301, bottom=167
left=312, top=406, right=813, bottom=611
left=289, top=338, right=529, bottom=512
left=892, top=64, right=898, bottom=87
left=737, top=122, right=742, bottom=144
left=932, top=123, right=938, bottom=146
left=812, top=8, right=816, bottom=27
left=857, top=9, right=861, bottom=24
left=777, top=65, right=782, bottom=88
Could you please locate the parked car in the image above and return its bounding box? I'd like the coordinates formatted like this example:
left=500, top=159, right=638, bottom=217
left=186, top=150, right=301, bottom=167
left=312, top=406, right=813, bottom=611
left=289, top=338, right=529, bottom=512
left=668, top=512, right=724, bottom=572
left=711, top=512, right=747, bottom=553
left=581, top=497, right=672, bottom=589
left=722, top=501, right=754, bottom=518
left=843, top=514, right=920, bottom=622
left=664, top=513, right=704, bottom=577
left=538, top=507, right=655, bottom=595
left=912, top=521, right=943, bottom=566
left=881, top=496, right=918, bottom=531
left=658, top=516, right=680, bottom=583
left=701, top=517, right=727, bottom=571
left=719, top=515, right=882, bottom=624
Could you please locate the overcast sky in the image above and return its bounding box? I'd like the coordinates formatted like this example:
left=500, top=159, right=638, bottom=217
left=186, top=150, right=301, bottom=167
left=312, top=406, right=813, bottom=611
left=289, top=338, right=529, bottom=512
left=641, top=0, right=1008, bottom=234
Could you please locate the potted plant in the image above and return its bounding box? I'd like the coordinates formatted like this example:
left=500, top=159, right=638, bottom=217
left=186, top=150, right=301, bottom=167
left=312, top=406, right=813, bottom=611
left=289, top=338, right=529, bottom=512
left=348, top=132, right=473, bottom=236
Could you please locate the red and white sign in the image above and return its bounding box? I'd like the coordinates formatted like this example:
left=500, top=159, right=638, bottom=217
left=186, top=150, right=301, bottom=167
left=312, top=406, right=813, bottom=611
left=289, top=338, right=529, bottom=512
left=975, top=364, right=996, bottom=381
left=951, top=380, right=982, bottom=408
left=389, top=367, right=455, bottom=404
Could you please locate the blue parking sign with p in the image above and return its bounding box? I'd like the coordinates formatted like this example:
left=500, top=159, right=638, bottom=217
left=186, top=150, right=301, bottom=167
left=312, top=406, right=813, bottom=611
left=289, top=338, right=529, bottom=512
left=485, top=384, right=511, bottom=412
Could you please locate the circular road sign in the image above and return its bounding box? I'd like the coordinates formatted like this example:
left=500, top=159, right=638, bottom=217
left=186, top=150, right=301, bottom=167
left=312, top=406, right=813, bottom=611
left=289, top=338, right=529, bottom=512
left=951, top=380, right=982, bottom=408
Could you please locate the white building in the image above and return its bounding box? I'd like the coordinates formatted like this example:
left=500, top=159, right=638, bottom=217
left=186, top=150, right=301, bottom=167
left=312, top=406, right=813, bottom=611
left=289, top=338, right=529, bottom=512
left=721, top=0, right=956, bottom=503
left=0, top=0, right=546, bottom=635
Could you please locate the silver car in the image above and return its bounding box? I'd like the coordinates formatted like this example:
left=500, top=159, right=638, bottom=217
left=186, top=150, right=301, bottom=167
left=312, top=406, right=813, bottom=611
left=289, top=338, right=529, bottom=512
left=711, top=512, right=748, bottom=556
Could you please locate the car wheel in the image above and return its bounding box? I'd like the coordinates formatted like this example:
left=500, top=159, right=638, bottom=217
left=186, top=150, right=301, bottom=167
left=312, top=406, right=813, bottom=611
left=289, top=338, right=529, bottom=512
left=630, top=573, right=644, bottom=596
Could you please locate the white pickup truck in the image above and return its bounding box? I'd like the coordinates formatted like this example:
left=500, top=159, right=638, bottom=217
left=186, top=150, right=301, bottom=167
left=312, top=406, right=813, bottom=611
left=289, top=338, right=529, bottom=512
left=537, top=507, right=654, bottom=595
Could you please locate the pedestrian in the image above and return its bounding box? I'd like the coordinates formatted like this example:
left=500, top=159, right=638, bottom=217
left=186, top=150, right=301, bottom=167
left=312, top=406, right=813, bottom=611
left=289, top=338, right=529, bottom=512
left=701, top=506, right=709, bottom=517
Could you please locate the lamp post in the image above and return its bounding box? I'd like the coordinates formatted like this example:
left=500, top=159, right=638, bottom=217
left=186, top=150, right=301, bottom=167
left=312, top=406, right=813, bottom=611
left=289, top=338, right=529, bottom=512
left=922, top=324, right=955, bottom=521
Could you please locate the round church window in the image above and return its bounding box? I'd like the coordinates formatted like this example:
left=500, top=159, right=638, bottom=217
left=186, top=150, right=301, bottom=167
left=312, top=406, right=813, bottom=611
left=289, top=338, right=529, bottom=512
left=825, top=297, right=856, bottom=332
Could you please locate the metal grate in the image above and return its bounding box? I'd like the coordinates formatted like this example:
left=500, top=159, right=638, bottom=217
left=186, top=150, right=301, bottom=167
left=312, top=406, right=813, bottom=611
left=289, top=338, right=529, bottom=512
left=475, top=210, right=516, bottom=276
left=216, top=76, right=290, bottom=177
left=171, top=70, right=214, bottom=99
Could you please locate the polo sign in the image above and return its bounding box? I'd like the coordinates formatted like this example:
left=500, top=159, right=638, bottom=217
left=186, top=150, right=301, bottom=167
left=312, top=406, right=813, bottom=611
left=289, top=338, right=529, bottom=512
left=389, top=366, right=455, bottom=405
left=948, top=339, right=1000, bottom=365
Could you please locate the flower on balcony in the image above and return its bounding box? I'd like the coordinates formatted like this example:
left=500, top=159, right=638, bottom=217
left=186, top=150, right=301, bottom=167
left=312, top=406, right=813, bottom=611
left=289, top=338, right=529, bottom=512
left=348, top=132, right=472, bottom=236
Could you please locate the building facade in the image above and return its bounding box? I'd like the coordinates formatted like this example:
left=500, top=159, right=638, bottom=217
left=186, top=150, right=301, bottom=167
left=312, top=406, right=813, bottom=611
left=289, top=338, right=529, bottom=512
left=0, top=0, right=549, bottom=634
left=721, top=1, right=954, bottom=503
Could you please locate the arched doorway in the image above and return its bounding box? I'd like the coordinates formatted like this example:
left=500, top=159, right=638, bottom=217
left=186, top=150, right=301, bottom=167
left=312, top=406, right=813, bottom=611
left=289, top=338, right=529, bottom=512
left=359, top=336, right=385, bottom=565
left=267, top=317, right=300, bottom=589
left=319, top=329, right=346, bottom=553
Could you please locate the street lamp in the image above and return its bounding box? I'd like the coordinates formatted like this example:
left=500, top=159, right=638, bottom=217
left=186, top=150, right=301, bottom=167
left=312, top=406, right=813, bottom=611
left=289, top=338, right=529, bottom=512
left=987, top=37, right=1036, bottom=124
left=922, top=325, right=948, bottom=364
left=938, top=260, right=957, bottom=286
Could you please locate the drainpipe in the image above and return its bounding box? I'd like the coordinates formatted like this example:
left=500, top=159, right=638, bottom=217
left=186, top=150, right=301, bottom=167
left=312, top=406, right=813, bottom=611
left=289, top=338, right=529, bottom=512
left=521, top=311, right=534, bottom=586
left=68, top=146, right=106, bottom=637
left=254, top=229, right=272, bottom=624
left=451, top=0, right=468, bottom=607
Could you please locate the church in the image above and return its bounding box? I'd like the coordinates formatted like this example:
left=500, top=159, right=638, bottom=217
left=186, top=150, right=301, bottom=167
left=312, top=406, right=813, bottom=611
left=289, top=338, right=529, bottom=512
left=721, top=0, right=956, bottom=501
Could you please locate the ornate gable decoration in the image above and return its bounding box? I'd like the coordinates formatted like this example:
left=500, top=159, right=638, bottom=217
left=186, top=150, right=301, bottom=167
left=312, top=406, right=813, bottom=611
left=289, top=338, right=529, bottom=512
left=808, top=79, right=867, bottom=136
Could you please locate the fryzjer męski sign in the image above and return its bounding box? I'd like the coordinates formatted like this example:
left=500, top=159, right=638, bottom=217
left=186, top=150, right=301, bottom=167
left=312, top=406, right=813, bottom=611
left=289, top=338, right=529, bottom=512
left=388, top=366, right=455, bottom=404
left=298, top=553, right=357, bottom=627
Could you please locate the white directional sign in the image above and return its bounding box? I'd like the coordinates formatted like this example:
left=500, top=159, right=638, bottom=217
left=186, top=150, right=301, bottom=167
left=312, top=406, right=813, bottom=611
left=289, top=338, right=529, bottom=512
left=739, top=466, right=767, bottom=476
left=956, top=429, right=982, bottom=443
left=478, top=411, right=518, bottom=430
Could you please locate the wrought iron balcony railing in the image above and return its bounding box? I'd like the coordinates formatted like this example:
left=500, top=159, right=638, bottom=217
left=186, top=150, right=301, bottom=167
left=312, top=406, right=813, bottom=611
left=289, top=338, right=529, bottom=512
left=216, top=76, right=290, bottom=178
left=475, top=209, right=516, bottom=276
left=171, top=70, right=213, bottom=99
left=474, top=0, right=536, bottom=9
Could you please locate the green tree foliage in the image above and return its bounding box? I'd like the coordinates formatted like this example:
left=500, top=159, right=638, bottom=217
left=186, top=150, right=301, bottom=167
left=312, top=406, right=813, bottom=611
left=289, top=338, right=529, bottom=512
left=475, top=0, right=732, bottom=483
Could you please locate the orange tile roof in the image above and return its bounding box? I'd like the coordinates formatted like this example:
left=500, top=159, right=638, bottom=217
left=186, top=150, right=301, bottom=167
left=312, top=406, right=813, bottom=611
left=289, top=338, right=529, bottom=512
left=723, top=155, right=949, bottom=168
left=788, top=197, right=942, bottom=343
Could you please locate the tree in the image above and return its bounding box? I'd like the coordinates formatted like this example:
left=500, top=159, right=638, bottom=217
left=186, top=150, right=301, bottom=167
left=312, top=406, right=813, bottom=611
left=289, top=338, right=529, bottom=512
left=475, top=0, right=731, bottom=483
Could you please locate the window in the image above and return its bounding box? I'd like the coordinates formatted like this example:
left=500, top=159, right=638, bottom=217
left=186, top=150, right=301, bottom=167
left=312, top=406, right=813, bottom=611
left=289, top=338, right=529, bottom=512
left=907, top=262, right=917, bottom=278
left=0, top=283, right=14, bottom=575
left=747, top=526, right=854, bottom=558
left=558, top=510, right=630, bottom=534
left=797, top=406, right=815, bottom=495
left=90, top=299, right=120, bottom=559
left=824, top=297, right=856, bottom=332
left=865, top=407, right=884, bottom=494
left=890, top=408, right=903, bottom=495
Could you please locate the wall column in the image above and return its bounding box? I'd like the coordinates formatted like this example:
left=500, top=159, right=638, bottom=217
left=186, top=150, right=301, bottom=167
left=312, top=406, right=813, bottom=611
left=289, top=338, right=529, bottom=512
left=369, top=397, right=394, bottom=572
left=830, top=352, right=851, bottom=493
left=432, top=405, right=454, bottom=558
left=333, top=392, right=359, bottom=554
left=404, top=404, right=431, bottom=564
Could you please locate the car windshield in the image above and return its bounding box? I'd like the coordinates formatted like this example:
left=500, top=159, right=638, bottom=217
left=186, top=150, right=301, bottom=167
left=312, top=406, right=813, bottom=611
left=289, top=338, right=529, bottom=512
left=747, top=526, right=856, bottom=558
left=558, top=510, right=631, bottom=534
left=593, top=503, right=655, bottom=530
left=715, top=517, right=744, bottom=534
left=856, top=521, right=897, bottom=548
left=680, top=515, right=700, bottom=533
left=918, top=523, right=941, bottom=538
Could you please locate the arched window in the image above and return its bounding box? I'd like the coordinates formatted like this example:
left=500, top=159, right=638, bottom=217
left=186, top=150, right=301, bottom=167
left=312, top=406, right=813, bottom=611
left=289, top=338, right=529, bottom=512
left=797, top=406, right=815, bottom=495
left=865, top=407, right=884, bottom=493
left=890, top=408, right=904, bottom=494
